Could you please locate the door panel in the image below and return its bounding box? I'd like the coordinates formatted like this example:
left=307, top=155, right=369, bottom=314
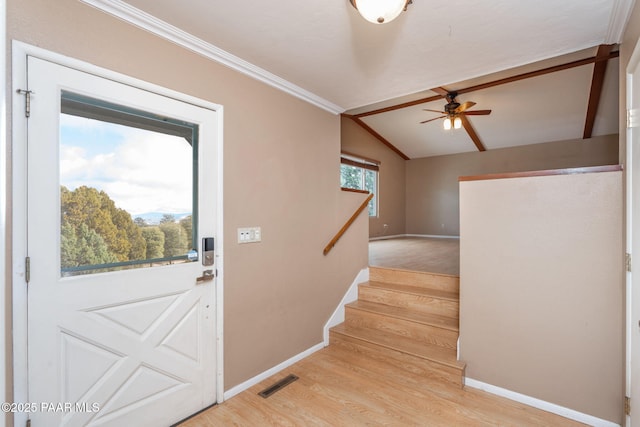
left=26, top=56, right=218, bottom=426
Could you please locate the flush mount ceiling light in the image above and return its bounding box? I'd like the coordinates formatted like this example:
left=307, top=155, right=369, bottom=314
left=349, top=0, right=413, bottom=24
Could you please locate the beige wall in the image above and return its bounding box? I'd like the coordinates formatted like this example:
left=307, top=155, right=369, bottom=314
left=341, top=116, right=406, bottom=238
left=459, top=170, right=624, bottom=423
left=6, top=0, right=368, bottom=394
left=406, top=134, right=619, bottom=236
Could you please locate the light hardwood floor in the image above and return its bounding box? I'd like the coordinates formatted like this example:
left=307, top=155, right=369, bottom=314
left=369, top=237, right=460, bottom=275
left=181, top=239, right=583, bottom=426
left=181, top=345, right=584, bottom=426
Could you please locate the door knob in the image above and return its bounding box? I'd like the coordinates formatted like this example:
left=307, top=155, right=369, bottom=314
left=196, top=269, right=214, bottom=284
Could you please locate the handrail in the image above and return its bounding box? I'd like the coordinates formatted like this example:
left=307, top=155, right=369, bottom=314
left=323, top=193, right=373, bottom=256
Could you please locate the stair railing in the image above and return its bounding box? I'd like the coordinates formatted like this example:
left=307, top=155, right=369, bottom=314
left=323, top=192, right=373, bottom=256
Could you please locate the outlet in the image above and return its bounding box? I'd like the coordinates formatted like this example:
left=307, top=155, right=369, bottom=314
left=238, top=226, right=262, bottom=244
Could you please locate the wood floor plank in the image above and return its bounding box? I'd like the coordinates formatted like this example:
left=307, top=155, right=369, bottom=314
left=181, top=346, right=585, bottom=426
left=369, top=237, right=460, bottom=275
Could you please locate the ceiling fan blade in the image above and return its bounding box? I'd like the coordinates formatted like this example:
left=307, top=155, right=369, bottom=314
left=455, top=101, right=477, bottom=113
left=463, top=109, right=492, bottom=116
left=420, top=115, right=446, bottom=124
left=460, top=115, right=486, bottom=152
left=430, top=87, right=450, bottom=97
left=423, top=109, right=447, bottom=114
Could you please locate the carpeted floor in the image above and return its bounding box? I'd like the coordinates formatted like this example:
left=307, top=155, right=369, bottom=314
left=368, top=236, right=460, bottom=275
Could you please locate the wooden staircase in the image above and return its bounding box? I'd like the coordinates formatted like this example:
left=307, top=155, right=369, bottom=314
left=329, top=266, right=466, bottom=388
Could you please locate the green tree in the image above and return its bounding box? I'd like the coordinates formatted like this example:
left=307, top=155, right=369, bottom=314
left=61, top=185, right=147, bottom=265
left=160, top=213, right=176, bottom=224
left=61, top=221, right=118, bottom=268
left=179, top=215, right=193, bottom=248
left=340, top=165, right=362, bottom=189
left=134, top=217, right=147, bottom=227
left=160, top=222, right=189, bottom=257
left=141, top=227, right=165, bottom=259
left=60, top=222, right=80, bottom=268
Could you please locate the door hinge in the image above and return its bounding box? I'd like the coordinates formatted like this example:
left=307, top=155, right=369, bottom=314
left=25, top=256, right=31, bottom=283
left=625, top=395, right=631, bottom=416
left=626, top=253, right=632, bottom=272
left=16, top=89, right=34, bottom=118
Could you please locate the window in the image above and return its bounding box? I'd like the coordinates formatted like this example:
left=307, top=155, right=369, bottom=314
left=340, top=152, right=379, bottom=217
left=59, top=91, right=199, bottom=276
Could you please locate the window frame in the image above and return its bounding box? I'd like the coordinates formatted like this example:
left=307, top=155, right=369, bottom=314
left=59, top=91, right=200, bottom=276
left=340, top=152, right=379, bottom=217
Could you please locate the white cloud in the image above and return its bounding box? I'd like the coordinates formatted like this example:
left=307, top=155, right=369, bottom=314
left=60, top=122, right=193, bottom=216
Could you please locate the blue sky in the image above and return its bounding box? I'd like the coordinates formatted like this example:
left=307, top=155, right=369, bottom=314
left=59, top=114, right=193, bottom=216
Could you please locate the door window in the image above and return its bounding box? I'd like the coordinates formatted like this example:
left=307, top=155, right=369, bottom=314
left=60, top=92, right=199, bottom=276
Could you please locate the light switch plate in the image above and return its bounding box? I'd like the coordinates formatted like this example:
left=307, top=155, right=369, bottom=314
left=238, top=227, right=261, bottom=243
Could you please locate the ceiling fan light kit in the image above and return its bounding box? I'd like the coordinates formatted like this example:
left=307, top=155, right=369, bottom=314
left=443, top=116, right=462, bottom=130
left=349, top=0, right=412, bottom=24
left=421, top=89, right=492, bottom=144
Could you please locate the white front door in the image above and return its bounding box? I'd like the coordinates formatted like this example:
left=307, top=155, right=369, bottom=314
left=21, top=55, right=219, bottom=426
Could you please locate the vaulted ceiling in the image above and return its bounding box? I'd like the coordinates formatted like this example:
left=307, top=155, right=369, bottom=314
left=83, top=0, right=633, bottom=158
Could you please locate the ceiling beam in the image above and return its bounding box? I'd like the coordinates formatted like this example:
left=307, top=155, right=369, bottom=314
left=343, top=114, right=411, bottom=160
left=430, top=87, right=449, bottom=97
left=355, top=50, right=619, bottom=118
left=583, top=44, right=614, bottom=139
left=460, top=114, right=486, bottom=152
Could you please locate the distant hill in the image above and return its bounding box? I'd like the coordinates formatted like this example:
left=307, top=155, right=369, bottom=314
left=133, top=212, right=191, bottom=225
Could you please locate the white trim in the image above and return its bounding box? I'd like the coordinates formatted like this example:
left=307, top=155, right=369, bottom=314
left=0, top=1, right=6, bottom=426
left=323, top=268, right=369, bottom=345
left=625, top=37, right=640, bottom=427
left=605, top=0, right=636, bottom=44
left=223, top=342, right=324, bottom=400
left=405, top=234, right=460, bottom=239
left=215, top=103, right=225, bottom=404
left=11, top=42, right=29, bottom=427
left=78, top=0, right=344, bottom=115
left=11, top=42, right=226, bottom=420
left=369, top=234, right=461, bottom=241
left=464, top=378, right=620, bottom=427
left=369, top=234, right=407, bottom=241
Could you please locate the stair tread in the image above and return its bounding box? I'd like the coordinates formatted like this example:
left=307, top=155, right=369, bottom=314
left=331, top=323, right=464, bottom=370
left=346, top=300, right=459, bottom=331
left=364, top=281, right=459, bottom=301
left=369, top=266, right=459, bottom=280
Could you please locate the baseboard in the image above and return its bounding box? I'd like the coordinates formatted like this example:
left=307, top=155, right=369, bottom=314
left=404, top=234, right=460, bottom=239
left=464, top=378, right=620, bottom=427
left=368, top=234, right=406, bottom=241
left=225, top=267, right=369, bottom=400
left=369, top=234, right=460, bottom=241
left=323, top=267, right=369, bottom=345
left=223, top=342, right=324, bottom=400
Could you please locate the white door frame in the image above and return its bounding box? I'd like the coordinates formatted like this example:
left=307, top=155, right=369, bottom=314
left=626, top=37, right=640, bottom=427
left=11, top=41, right=225, bottom=425
left=0, top=2, right=7, bottom=427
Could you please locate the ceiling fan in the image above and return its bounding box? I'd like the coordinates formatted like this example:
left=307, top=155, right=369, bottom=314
left=419, top=88, right=492, bottom=151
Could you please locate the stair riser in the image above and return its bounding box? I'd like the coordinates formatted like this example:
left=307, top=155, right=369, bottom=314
left=345, top=307, right=458, bottom=350
left=359, top=286, right=459, bottom=319
left=369, top=267, right=459, bottom=294
left=330, top=331, right=464, bottom=388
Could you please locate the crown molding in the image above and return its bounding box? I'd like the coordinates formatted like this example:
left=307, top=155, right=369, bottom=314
left=79, top=0, right=344, bottom=115
left=605, top=0, right=636, bottom=43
